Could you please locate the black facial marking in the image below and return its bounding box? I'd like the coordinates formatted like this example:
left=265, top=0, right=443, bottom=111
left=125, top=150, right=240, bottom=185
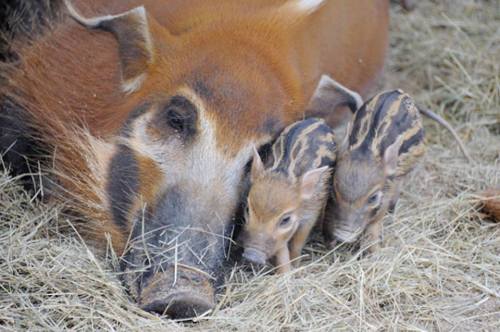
left=107, top=144, right=139, bottom=230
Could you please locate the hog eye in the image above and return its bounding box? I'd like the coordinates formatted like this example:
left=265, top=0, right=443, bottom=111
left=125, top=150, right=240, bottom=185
left=166, top=108, right=186, bottom=132
left=161, top=96, right=197, bottom=138
left=368, top=191, right=382, bottom=206
left=279, top=215, right=292, bottom=227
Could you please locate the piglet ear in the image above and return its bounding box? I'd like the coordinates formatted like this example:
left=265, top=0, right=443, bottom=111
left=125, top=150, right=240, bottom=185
left=300, top=166, right=329, bottom=200
left=65, top=0, right=153, bottom=94
left=383, top=136, right=404, bottom=176
left=306, top=75, right=363, bottom=117
left=250, top=146, right=265, bottom=181
left=338, top=120, right=352, bottom=154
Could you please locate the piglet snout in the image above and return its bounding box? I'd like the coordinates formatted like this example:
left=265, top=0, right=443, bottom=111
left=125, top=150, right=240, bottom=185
left=327, top=240, right=338, bottom=250
left=242, top=248, right=267, bottom=266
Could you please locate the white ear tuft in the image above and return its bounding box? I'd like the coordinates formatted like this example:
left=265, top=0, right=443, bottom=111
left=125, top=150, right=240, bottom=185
left=294, top=0, right=327, bottom=14
left=122, top=73, right=147, bottom=94
left=64, top=0, right=148, bottom=28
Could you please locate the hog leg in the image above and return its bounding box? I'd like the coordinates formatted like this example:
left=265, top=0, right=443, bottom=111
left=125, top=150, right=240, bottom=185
left=275, top=246, right=291, bottom=273
left=361, top=218, right=383, bottom=254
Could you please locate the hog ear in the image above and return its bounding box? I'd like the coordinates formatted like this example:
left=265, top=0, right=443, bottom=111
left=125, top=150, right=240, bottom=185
left=300, top=166, right=329, bottom=200
left=306, top=75, right=363, bottom=116
left=250, top=146, right=265, bottom=181
left=64, top=0, right=153, bottom=94
left=383, top=136, right=404, bottom=176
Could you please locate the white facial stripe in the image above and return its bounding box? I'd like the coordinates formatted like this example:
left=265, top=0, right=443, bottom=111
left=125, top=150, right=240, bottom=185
left=122, top=73, right=147, bottom=94
left=126, top=89, right=256, bottom=209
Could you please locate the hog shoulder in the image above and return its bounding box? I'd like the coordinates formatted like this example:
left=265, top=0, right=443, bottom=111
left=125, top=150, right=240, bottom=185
left=348, top=90, right=425, bottom=177
left=270, top=118, right=336, bottom=178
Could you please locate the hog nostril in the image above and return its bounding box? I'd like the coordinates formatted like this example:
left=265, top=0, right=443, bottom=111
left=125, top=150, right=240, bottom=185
left=141, top=293, right=214, bottom=319
left=242, top=247, right=267, bottom=266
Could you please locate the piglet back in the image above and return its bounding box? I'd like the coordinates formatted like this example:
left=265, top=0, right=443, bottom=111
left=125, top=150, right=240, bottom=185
left=271, top=118, right=336, bottom=179
left=348, top=90, right=425, bottom=177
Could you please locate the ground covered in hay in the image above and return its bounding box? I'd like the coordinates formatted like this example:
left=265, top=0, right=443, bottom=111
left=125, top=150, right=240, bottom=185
left=1, top=1, right=499, bottom=331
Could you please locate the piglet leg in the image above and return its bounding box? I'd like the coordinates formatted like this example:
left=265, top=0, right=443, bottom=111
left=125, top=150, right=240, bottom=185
left=275, top=247, right=291, bottom=273
left=289, top=222, right=315, bottom=266
left=361, top=219, right=383, bottom=254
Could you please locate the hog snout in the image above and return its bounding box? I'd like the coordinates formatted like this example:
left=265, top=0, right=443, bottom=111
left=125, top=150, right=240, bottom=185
left=242, top=247, right=267, bottom=266
left=122, top=185, right=232, bottom=319
left=139, top=267, right=215, bottom=319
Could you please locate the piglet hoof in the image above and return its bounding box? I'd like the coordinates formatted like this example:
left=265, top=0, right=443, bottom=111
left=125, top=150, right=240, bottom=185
left=360, top=242, right=381, bottom=257
left=139, top=266, right=215, bottom=319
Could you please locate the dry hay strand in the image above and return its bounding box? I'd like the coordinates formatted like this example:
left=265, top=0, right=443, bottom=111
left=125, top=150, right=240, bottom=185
left=1, top=0, right=499, bottom=331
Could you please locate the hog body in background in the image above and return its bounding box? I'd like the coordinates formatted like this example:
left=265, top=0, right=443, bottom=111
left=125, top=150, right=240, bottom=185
left=241, top=118, right=336, bottom=273
left=0, top=0, right=390, bottom=318
left=324, top=90, right=426, bottom=253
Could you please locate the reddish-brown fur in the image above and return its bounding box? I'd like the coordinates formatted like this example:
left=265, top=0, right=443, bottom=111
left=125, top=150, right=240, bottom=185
left=3, top=0, right=389, bottom=253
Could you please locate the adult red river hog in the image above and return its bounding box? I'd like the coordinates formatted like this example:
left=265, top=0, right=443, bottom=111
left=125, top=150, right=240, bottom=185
left=0, top=0, right=389, bottom=319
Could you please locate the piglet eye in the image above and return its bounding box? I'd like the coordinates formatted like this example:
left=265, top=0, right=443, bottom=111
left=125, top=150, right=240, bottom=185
left=279, top=215, right=292, bottom=227
left=368, top=192, right=382, bottom=206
